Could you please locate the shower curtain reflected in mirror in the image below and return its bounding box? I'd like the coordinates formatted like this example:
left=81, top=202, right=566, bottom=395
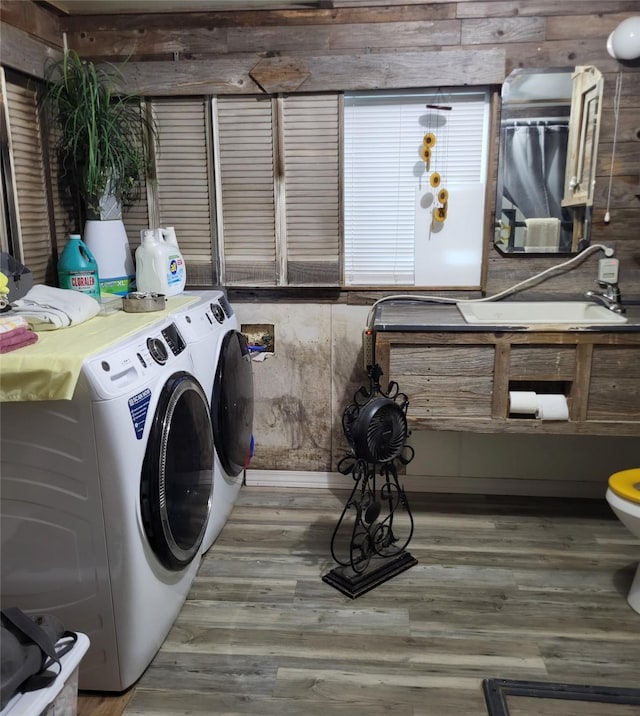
left=502, top=122, right=573, bottom=252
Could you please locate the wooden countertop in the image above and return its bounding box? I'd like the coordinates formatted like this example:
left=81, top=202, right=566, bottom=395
left=374, top=301, right=640, bottom=333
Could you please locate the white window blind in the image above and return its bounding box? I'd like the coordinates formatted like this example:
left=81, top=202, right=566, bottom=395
left=2, top=72, right=54, bottom=284
left=214, top=94, right=341, bottom=287
left=343, top=89, right=490, bottom=287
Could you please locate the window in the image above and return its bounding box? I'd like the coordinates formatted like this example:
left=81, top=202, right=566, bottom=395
left=214, top=93, right=341, bottom=286
left=343, top=89, right=491, bottom=288
left=1, top=69, right=65, bottom=284
left=7, top=83, right=491, bottom=293
left=2, top=82, right=216, bottom=288
left=124, top=97, right=216, bottom=286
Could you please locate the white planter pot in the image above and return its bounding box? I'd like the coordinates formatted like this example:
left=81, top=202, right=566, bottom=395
left=83, top=219, right=135, bottom=296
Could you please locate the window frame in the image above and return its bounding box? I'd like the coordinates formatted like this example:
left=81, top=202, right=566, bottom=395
left=342, top=86, right=493, bottom=290
left=212, top=92, right=342, bottom=288
left=1, top=68, right=62, bottom=285
left=122, top=96, right=218, bottom=287
left=5, top=79, right=497, bottom=297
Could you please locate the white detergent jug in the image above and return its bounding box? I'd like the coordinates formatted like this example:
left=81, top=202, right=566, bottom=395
left=135, top=229, right=171, bottom=295
left=159, top=226, right=186, bottom=295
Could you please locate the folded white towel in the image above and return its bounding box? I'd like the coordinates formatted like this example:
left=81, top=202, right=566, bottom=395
left=10, top=285, right=100, bottom=330
left=523, top=218, right=561, bottom=250
left=0, top=315, right=29, bottom=333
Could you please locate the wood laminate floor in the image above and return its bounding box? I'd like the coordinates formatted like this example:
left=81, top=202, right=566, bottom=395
left=78, top=488, right=640, bottom=716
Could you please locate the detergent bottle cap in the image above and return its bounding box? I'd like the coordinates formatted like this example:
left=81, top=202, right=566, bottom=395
left=140, top=228, right=156, bottom=244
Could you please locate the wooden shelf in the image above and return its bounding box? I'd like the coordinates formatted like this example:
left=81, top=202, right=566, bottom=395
left=374, top=329, right=640, bottom=437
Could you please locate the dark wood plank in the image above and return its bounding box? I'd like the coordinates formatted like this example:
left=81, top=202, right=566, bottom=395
left=111, top=48, right=506, bottom=95
left=0, top=0, right=61, bottom=47
left=457, top=1, right=640, bottom=18
left=0, top=22, right=62, bottom=78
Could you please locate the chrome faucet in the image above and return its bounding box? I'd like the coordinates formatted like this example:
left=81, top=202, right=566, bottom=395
left=586, top=280, right=625, bottom=314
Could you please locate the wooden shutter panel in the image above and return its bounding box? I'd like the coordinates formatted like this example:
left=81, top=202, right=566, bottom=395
left=282, top=94, right=341, bottom=286
left=121, top=171, right=150, bottom=255
left=123, top=98, right=216, bottom=287
left=2, top=72, right=53, bottom=284
left=121, top=101, right=150, bottom=253
left=215, top=95, right=276, bottom=286
left=48, top=123, right=78, bottom=252
left=151, top=98, right=216, bottom=286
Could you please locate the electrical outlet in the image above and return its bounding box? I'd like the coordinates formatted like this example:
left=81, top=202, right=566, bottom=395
left=362, top=329, right=374, bottom=370
left=598, top=258, right=619, bottom=283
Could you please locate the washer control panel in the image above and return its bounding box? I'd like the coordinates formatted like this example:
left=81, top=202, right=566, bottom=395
left=171, top=293, right=230, bottom=342
left=161, top=322, right=187, bottom=357
left=83, top=322, right=188, bottom=400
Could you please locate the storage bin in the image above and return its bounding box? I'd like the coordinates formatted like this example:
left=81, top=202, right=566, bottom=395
left=1, top=633, right=89, bottom=716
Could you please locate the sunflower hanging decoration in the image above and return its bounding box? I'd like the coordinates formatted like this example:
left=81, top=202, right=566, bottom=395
left=424, top=95, right=452, bottom=229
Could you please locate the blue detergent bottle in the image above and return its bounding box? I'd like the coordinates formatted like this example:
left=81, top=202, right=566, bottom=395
left=58, top=234, right=101, bottom=301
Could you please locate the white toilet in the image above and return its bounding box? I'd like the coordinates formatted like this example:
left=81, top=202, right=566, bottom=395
left=605, top=468, right=640, bottom=614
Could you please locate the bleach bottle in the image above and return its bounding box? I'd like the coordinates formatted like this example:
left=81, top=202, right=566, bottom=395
left=135, top=229, right=169, bottom=294
left=159, top=226, right=186, bottom=295
left=58, top=234, right=101, bottom=301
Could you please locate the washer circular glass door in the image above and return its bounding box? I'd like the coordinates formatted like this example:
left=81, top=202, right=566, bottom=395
left=141, top=371, right=213, bottom=570
left=212, top=331, right=254, bottom=477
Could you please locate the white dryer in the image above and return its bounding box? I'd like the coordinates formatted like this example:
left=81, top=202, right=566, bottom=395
left=170, top=291, right=254, bottom=553
left=0, top=319, right=213, bottom=691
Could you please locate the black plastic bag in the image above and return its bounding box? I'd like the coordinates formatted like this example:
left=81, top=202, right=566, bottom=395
left=0, top=253, right=33, bottom=302
left=0, top=607, right=77, bottom=710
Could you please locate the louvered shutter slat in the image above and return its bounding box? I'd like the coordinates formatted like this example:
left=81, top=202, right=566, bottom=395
left=4, top=79, right=53, bottom=284
left=154, top=98, right=215, bottom=285
left=282, top=94, right=340, bottom=285
left=124, top=98, right=216, bottom=286
left=216, top=96, right=276, bottom=285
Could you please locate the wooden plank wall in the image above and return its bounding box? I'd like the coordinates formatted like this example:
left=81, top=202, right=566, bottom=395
left=1, top=0, right=639, bottom=302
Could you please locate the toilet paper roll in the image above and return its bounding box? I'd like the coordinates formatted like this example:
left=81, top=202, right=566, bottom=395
left=536, top=394, right=569, bottom=421
left=509, top=391, right=538, bottom=415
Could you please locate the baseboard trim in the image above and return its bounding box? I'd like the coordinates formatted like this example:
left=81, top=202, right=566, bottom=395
left=246, top=470, right=346, bottom=490
left=245, top=469, right=605, bottom=498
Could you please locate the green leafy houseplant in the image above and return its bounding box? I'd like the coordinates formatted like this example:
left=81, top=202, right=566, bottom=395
left=42, top=49, right=156, bottom=220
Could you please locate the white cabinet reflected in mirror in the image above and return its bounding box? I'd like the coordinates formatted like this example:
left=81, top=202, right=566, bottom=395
left=495, top=66, right=603, bottom=256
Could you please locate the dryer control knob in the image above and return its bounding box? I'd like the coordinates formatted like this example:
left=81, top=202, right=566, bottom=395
left=211, top=303, right=225, bottom=324
left=147, top=337, right=168, bottom=365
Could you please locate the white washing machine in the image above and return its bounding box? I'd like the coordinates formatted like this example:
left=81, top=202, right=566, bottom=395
left=0, top=318, right=214, bottom=691
left=170, top=291, right=254, bottom=553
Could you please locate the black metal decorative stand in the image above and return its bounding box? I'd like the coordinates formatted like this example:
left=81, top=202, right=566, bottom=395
left=323, top=365, right=417, bottom=598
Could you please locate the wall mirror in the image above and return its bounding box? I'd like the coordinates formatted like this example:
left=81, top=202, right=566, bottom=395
left=494, top=66, right=603, bottom=256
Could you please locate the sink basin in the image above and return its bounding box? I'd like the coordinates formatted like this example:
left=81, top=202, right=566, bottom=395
left=457, top=301, right=628, bottom=325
